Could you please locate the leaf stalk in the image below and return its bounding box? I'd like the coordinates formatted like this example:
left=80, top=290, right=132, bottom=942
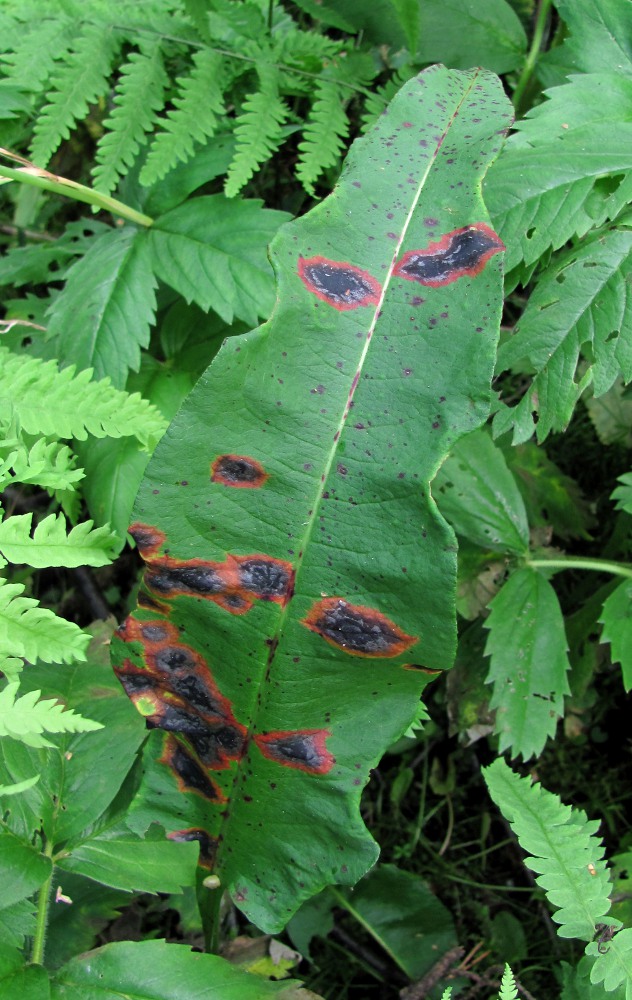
left=512, top=0, right=553, bottom=115
left=528, top=556, right=632, bottom=580
left=31, top=838, right=55, bottom=966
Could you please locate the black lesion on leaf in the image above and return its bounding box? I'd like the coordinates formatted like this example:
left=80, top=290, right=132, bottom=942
left=146, top=564, right=226, bottom=597
left=395, top=223, right=504, bottom=287
left=238, top=557, right=293, bottom=601
left=117, top=670, right=156, bottom=697
left=188, top=723, right=246, bottom=767
left=211, top=454, right=268, bottom=488
left=152, top=645, right=198, bottom=673
left=167, top=828, right=217, bottom=868
left=147, top=701, right=209, bottom=737
left=166, top=740, right=225, bottom=802
left=128, top=522, right=165, bottom=557
left=168, top=674, right=230, bottom=717
left=302, top=598, right=417, bottom=657
left=255, top=729, right=335, bottom=774
left=298, top=256, right=382, bottom=310
left=140, top=623, right=170, bottom=643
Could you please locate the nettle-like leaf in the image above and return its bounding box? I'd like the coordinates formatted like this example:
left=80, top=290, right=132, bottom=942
left=484, top=567, right=571, bottom=759
left=599, top=580, right=632, bottom=692
left=0, top=512, right=118, bottom=569
left=0, top=682, right=102, bottom=749
left=48, top=227, right=157, bottom=388
left=111, top=66, right=512, bottom=930
left=483, top=758, right=615, bottom=941
left=494, top=228, right=632, bottom=443
left=0, top=346, right=166, bottom=446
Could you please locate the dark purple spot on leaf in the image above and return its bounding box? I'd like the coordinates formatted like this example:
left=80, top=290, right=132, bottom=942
left=255, top=729, right=335, bottom=774
left=298, top=256, right=381, bottom=311
left=211, top=454, right=268, bottom=489
left=395, top=223, right=504, bottom=287
left=302, top=598, right=417, bottom=657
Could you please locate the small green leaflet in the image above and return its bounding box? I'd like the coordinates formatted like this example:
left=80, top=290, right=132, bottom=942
left=599, top=580, right=632, bottom=691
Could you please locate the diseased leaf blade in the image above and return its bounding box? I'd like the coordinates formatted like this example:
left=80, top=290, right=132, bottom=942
left=112, top=67, right=512, bottom=931
left=599, top=580, right=632, bottom=692
left=484, top=568, right=571, bottom=759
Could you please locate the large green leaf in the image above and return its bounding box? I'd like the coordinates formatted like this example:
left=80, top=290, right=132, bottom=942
left=494, top=227, right=632, bottom=442
left=112, top=67, right=512, bottom=931
left=0, top=831, right=51, bottom=908
left=484, top=568, right=571, bottom=759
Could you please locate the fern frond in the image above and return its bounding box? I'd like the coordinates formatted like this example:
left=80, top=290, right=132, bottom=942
left=1, top=15, right=75, bottom=94
left=0, top=681, right=102, bottom=749
left=224, top=63, right=289, bottom=198
left=0, top=346, right=167, bottom=447
left=0, top=513, right=118, bottom=569
left=498, top=964, right=518, bottom=1000
left=296, top=80, right=349, bottom=194
left=30, top=23, right=118, bottom=166
left=439, top=989, right=452, bottom=1000
left=0, top=655, right=24, bottom=682
left=140, top=48, right=226, bottom=187
left=483, top=758, right=615, bottom=942
left=0, top=579, right=89, bottom=664
left=3, top=438, right=83, bottom=492
left=586, top=928, right=632, bottom=998
left=93, top=42, right=168, bottom=196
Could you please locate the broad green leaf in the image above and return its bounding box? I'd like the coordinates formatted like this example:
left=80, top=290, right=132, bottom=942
left=494, top=229, right=632, bottom=443
left=112, top=66, right=512, bottom=931
left=48, top=227, right=157, bottom=388
left=0, top=629, right=145, bottom=846
left=483, top=758, right=614, bottom=941
left=416, top=0, right=526, bottom=74
left=484, top=568, right=571, bottom=759
left=333, top=864, right=456, bottom=980
left=58, top=836, right=199, bottom=894
left=148, top=195, right=290, bottom=327
left=504, top=443, right=592, bottom=542
left=551, top=0, right=632, bottom=77
left=50, top=940, right=311, bottom=1000
left=0, top=346, right=166, bottom=447
left=143, top=134, right=236, bottom=217
left=434, top=428, right=529, bottom=554
left=0, top=513, right=118, bottom=568
left=0, top=899, right=37, bottom=950
left=0, top=579, right=89, bottom=664
left=0, top=830, right=51, bottom=907
left=0, top=959, right=49, bottom=1000
left=599, top=580, right=632, bottom=691
left=0, top=682, right=103, bottom=749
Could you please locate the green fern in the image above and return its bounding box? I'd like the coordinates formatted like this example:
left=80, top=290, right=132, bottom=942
left=497, top=964, right=518, bottom=1000
left=93, top=42, right=168, bottom=196
left=0, top=512, right=118, bottom=569
left=0, top=15, right=75, bottom=95
left=0, top=681, right=102, bottom=749
left=586, top=929, right=632, bottom=998
left=30, top=23, right=119, bottom=166
left=140, top=48, right=226, bottom=187
left=1, top=438, right=84, bottom=492
left=224, top=62, right=289, bottom=197
left=0, top=347, right=167, bottom=447
left=0, top=579, right=89, bottom=665
left=484, top=759, right=616, bottom=942
left=296, top=80, right=349, bottom=194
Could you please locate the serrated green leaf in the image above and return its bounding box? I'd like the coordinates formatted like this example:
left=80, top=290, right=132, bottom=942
left=585, top=378, right=632, bottom=448
left=599, top=580, right=632, bottom=692
left=612, top=472, right=632, bottom=514
left=0, top=513, right=118, bottom=568
left=483, top=758, right=614, bottom=941
left=113, top=67, right=512, bottom=931
left=0, top=346, right=167, bottom=447
left=50, top=940, right=310, bottom=1000
left=0, top=830, right=51, bottom=907
left=484, top=568, right=571, bottom=759
left=48, top=227, right=157, bottom=388
left=0, top=682, right=102, bottom=748
left=141, top=49, right=226, bottom=187
left=148, top=195, right=290, bottom=326
left=92, top=43, right=167, bottom=196
left=58, top=836, right=199, bottom=894
left=552, top=0, right=632, bottom=77
left=417, top=0, right=526, bottom=74
left=0, top=580, right=89, bottom=665
left=0, top=899, right=37, bottom=951
left=495, top=228, right=632, bottom=442
left=587, top=928, right=632, bottom=998
left=504, top=443, right=592, bottom=542
left=434, top=428, right=529, bottom=554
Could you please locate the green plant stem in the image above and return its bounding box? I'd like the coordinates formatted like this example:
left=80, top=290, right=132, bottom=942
left=31, top=839, right=55, bottom=966
left=512, top=0, right=553, bottom=114
left=528, top=556, right=632, bottom=580
left=0, top=165, right=154, bottom=227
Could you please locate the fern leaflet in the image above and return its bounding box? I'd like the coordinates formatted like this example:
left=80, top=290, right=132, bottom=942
left=30, top=23, right=118, bottom=166
left=93, top=42, right=168, bottom=195
left=224, top=62, right=289, bottom=197
left=0, top=513, right=118, bottom=569
left=1, top=438, right=84, bottom=493
left=586, top=929, right=632, bottom=998
left=0, top=682, right=102, bottom=749
left=0, top=579, right=89, bottom=665
left=140, top=48, right=226, bottom=187
left=483, top=758, right=615, bottom=941
left=0, top=347, right=167, bottom=447
left=296, top=80, right=349, bottom=194
left=498, top=964, right=518, bottom=1000
left=1, top=15, right=75, bottom=95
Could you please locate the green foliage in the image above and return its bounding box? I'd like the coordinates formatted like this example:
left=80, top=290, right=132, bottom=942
left=0, top=682, right=103, bottom=748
